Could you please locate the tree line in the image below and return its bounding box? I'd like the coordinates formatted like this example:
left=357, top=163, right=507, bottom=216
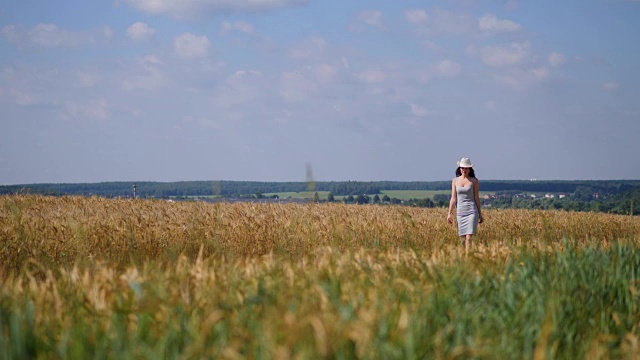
left=0, top=181, right=380, bottom=197
left=2, top=180, right=639, bottom=198
left=316, top=185, right=640, bottom=216
left=483, top=186, right=640, bottom=215
left=2, top=180, right=639, bottom=215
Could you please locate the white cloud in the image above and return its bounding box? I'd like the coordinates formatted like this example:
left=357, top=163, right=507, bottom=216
left=1, top=24, right=95, bottom=48
left=10, top=89, right=37, bottom=106
left=478, top=14, right=521, bottom=33
left=349, top=10, right=386, bottom=32
left=280, top=71, right=316, bottom=102
left=123, top=55, right=166, bottom=91
left=416, top=60, right=462, bottom=83
left=64, top=98, right=109, bottom=120
left=491, top=66, right=549, bottom=88
left=492, top=73, right=520, bottom=87
left=480, top=41, right=531, bottom=67
left=220, top=21, right=256, bottom=35
left=531, top=67, right=549, bottom=80
left=301, top=63, right=338, bottom=84
left=174, top=33, right=211, bottom=58
left=406, top=9, right=428, bottom=25
left=431, top=8, right=474, bottom=34
left=123, top=74, right=164, bottom=91
left=603, top=81, right=620, bottom=91
left=212, top=70, right=263, bottom=108
left=287, top=37, right=327, bottom=60
left=406, top=8, right=473, bottom=36
left=103, top=26, right=114, bottom=39
left=358, top=69, right=386, bottom=84
left=142, top=54, right=162, bottom=65
left=359, top=10, right=384, bottom=27
left=420, top=39, right=441, bottom=52
left=432, top=60, right=461, bottom=77
left=127, top=22, right=156, bottom=40
left=123, top=0, right=307, bottom=19
left=485, top=100, right=496, bottom=110
left=409, top=103, right=430, bottom=117
left=77, top=72, right=99, bottom=88
left=341, top=58, right=350, bottom=69
left=547, top=52, right=566, bottom=67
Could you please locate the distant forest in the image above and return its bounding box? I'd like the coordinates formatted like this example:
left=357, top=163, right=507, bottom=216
left=2, top=180, right=640, bottom=215
left=1, top=180, right=639, bottom=198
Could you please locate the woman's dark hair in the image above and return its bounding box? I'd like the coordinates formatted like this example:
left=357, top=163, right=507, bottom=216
left=456, top=167, right=476, bottom=177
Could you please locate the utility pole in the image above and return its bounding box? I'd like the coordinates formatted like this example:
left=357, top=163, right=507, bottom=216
left=133, top=183, right=137, bottom=199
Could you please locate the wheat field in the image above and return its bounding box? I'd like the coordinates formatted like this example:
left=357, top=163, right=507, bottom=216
left=1, top=195, right=640, bottom=359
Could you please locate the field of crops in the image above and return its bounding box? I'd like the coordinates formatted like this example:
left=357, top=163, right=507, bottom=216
left=262, top=190, right=485, bottom=201
left=2, top=195, right=640, bottom=358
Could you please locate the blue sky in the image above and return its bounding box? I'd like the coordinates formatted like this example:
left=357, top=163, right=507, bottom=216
left=1, top=0, right=639, bottom=184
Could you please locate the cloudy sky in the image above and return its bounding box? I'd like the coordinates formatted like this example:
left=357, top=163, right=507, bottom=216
left=1, top=0, right=639, bottom=184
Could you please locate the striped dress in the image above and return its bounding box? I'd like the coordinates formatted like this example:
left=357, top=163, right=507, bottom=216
left=456, top=177, right=479, bottom=236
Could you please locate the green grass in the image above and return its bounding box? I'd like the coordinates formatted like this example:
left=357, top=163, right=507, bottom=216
left=264, top=190, right=494, bottom=201
left=264, top=191, right=327, bottom=199
left=2, top=242, right=640, bottom=359
left=381, top=190, right=448, bottom=200
left=2, top=196, right=640, bottom=358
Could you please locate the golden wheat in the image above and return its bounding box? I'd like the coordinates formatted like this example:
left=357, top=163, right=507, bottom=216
left=2, top=195, right=640, bottom=358
left=2, top=195, right=639, bottom=272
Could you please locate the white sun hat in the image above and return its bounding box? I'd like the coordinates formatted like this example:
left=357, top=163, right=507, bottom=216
left=457, top=157, right=474, bottom=168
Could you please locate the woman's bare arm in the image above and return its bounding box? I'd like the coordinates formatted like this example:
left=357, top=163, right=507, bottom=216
left=473, top=178, right=483, bottom=223
left=447, top=178, right=456, bottom=223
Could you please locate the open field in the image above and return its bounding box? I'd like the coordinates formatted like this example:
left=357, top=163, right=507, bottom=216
left=381, top=190, right=451, bottom=200
left=264, top=190, right=494, bottom=201
left=1, top=195, right=640, bottom=358
left=380, top=190, right=489, bottom=200
left=263, top=191, right=327, bottom=200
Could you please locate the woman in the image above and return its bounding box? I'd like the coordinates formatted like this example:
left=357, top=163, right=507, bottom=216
left=447, top=157, right=484, bottom=250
